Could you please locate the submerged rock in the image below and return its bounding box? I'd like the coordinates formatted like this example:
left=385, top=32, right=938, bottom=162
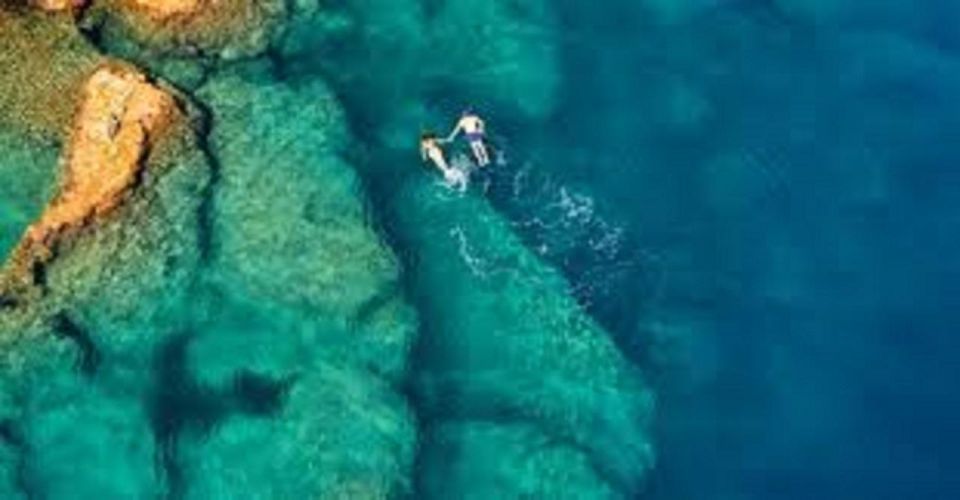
left=395, top=181, right=655, bottom=497
left=0, top=5, right=209, bottom=338
left=421, top=422, right=620, bottom=499
left=19, top=374, right=160, bottom=497
left=0, top=1, right=650, bottom=497
left=168, top=69, right=419, bottom=498
left=0, top=318, right=165, bottom=498
left=89, top=0, right=288, bottom=59
left=0, top=129, right=59, bottom=261
left=179, top=364, right=415, bottom=499
left=195, top=69, right=412, bottom=359
left=275, top=1, right=651, bottom=495
left=0, top=8, right=103, bottom=141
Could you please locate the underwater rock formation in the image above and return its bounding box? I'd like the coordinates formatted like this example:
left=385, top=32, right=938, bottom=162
left=420, top=422, right=620, bottom=499
left=194, top=69, right=413, bottom=357
left=0, top=129, right=59, bottom=263
left=171, top=68, right=419, bottom=498
left=179, top=358, right=415, bottom=499
left=88, top=0, right=288, bottom=59
left=18, top=366, right=161, bottom=497
left=0, top=8, right=103, bottom=141
left=396, top=181, right=655, bottom=497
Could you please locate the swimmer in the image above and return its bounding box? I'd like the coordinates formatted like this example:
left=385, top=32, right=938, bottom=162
left=446, top=108, right=490, bottom=167
left=420, top=132, right=466, bottom=189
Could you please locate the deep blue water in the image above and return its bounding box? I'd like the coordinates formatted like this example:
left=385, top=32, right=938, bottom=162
left=533, top=1, right=960, bottom=498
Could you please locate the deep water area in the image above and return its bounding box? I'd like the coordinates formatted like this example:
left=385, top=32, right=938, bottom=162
left=1, top=0, right=959, bottom=499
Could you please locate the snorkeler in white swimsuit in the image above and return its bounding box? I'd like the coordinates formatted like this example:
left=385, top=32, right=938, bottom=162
left=421, top=132, right=466, bottom=188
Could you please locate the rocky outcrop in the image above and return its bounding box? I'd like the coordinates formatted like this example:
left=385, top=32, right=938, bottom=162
left=1, top=64, right=181, bottom=296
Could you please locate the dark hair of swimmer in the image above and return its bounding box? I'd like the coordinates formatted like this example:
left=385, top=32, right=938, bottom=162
left=421, top=131, right=437, bottom=141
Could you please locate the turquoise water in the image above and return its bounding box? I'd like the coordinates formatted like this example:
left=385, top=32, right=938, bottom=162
left=2, top=0, right=959, bottom=498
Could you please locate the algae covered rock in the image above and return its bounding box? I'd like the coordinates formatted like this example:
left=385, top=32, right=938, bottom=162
left=0, top=8, right=104, bottom=142
left=88, top=0, right=288, bottom=59
left=0, top=320, right=163, bottom=498
left=165, top=69, right=420, bottom=498
left=171, top=266, right=417, bottom=499
left=395, top=181, right=655, bottom=497
left=0, top=129, right=59, bottom=260
left=19, top=376, right=160, bottom=497
left=420, top=422, right=620, bottom=500
left=179, top=365, right=415, bottom=499
left=0, top=111, right=207, bottom=499
left=195, top=69, right=407, bottom=340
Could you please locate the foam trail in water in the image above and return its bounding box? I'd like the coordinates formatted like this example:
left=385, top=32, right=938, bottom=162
left=482, top=159, right=653, bottom=313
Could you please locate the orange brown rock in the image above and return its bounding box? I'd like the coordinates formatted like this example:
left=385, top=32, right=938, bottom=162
left=97, top=0, right=284, bottom=58
left=128, top=0, right=203, bottom=20
left=31, top=0, right=88, bottom=12
left=2, top=64, right=181, bottom=291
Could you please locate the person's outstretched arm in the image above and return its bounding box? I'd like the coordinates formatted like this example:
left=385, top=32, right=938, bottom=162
left=445, top=121, right=463, bottom=142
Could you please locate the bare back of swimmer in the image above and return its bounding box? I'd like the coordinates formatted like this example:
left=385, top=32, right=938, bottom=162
left=446, top=109, right=491, bottom=167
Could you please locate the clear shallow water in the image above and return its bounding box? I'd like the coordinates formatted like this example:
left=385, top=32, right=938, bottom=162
left=1, top=0, right=959, bottom=498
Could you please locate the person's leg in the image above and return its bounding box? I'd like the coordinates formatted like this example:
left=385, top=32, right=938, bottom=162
left=472, top=142, right=488, bottom=166
left=480, top=143, right=491, bottom=166
left=469, top=142, right=481, bottom=165
left=432, top=150, right=450, bottom=172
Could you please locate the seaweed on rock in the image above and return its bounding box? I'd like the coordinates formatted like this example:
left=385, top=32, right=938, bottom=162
left=194, top=67, right=416, bottom=380
left=0, top=7, right=103, bottom=142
